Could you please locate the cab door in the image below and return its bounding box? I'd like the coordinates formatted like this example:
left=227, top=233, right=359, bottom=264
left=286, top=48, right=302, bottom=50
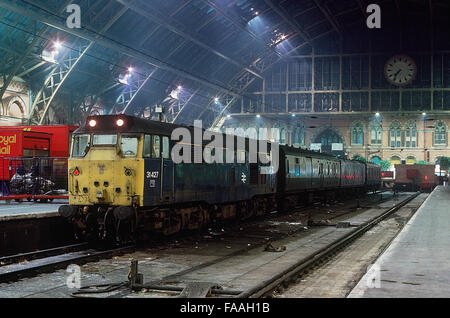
left=161, top=136, right=173, bottom=202
left=143, top=134, right=162, bottom=205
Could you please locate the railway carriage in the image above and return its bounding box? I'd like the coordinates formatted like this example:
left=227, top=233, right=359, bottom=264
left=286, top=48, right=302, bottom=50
left=365, top=163, right=382, bottom=191
left=59, top=115, right=380, bottom=244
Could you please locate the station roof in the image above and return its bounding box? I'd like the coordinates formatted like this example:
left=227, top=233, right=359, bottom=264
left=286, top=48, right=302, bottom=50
left=0, top=0, right=448, bottom=126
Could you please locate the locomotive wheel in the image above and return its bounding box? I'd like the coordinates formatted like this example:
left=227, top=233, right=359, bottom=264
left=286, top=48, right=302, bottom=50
left=86, top=212, right=100, bottom=245
left=116, top=219, right=136, bottom=244
left=103, top=209, right=117, bottom=245
left=162, top=215, right=182, bottom=235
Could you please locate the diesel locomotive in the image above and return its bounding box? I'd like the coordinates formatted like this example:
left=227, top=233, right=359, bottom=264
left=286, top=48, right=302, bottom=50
left=58, top=115, right=380, bottom=244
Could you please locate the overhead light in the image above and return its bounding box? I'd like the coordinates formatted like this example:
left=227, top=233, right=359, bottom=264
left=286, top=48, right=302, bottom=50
left=214, top=97, right=219, bottom=103
left=256, top=114, right=261, bottom=118
left=291, top=114, right=296, bottom=117
left=53, top=41, right=63, bottom=50
left=116, top=119, right=124, bottom=127
left=127, top=66, right=133, bottom=73
left=422, top=112, right=427, bottom=116
left=226, top=114, right=231, bottom=118
left=89, top=119, right=97, bottom=127
left=375, top=112, right=380, bottom=116
left=177, top=85, right=182, bottom=90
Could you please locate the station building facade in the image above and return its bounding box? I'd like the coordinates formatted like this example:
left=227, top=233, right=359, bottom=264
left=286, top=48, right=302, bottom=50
left=223, top=114, right=450, bottom=168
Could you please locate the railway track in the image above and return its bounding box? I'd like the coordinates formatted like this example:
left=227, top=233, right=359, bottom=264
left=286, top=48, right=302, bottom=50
left=237, top=192, right=420, bottom=298
left=0, top=245, right=134, bottom=283
left=69, top=191, right=411, bottom=298
left=0, top=243, right=88, bottom=266
left=0, top=190, right=410, bottom=297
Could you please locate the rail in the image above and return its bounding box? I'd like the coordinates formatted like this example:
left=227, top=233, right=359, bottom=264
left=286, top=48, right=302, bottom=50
left=237, top=192, right=420, bottom=298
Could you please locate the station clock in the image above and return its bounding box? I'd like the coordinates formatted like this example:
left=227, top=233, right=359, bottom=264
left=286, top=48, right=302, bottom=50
left=384, top=54, right=417, bottom=86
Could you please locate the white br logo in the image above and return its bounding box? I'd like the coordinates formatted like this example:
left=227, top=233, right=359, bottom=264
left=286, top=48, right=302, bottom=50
left=241, top=172, right=247, bottom=183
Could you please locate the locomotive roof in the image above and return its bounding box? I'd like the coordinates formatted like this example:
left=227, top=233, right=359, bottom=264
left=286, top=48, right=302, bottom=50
left=75, top=115, right=182, bottom=135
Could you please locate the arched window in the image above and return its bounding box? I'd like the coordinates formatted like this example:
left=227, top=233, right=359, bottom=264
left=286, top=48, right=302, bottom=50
left=406, top=156, right=416, bottom=165
left=280, top=127, right=286, bottom=145
left=273, top=123, right=287, bottom=144
left=434, top=121, right=447, bottom=145
left=405, top=120, right=417, bottom=148
left=390, top=155, right=401, bottom=169
left=351, top=122, right=364, bottom=145
left=292, top=124, right=305, bottom=147
left=370, top=120, right=382, bottom=145
left=389, top=121, right=403, bottom=147
left=370, top=156, right=381, bottom=165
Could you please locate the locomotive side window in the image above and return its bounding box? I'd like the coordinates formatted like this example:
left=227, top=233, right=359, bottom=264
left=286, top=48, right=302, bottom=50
left=121, top=136, right=138, bottom=157
left=143, top=134, right=163, bottom=158
left=143, top=135, right=151, bottom=157
left=72, top=134, right=90, bottom=157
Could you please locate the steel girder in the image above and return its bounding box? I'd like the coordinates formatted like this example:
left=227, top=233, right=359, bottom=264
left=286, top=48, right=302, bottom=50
left=170, top=88, right=200, bottom=123
left=111, top=68, right=157, bottom=114
left=0, top=0, right=72, bottom=101
left=26, top=4, right=129, bottom=124
left=115, top=0, right=263, bottom=80
left=0, top=0, right=241, bottom=98
left=28, top=42, right=92, bottom=124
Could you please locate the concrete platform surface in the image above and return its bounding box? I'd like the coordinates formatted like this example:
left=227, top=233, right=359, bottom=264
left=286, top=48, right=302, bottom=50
left=0, top=199, right=66, bottom=221
left=349, top=186, right=450, bottom=298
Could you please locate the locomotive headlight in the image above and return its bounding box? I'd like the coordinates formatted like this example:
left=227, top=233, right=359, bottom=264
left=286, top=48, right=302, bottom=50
left=89, top=119, right=97, bottom=127
left=116, top=119, right=124, bottom=127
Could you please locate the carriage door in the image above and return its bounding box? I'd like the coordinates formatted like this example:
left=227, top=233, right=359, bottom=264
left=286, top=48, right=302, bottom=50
left=161, top=136, right=173, bottom=201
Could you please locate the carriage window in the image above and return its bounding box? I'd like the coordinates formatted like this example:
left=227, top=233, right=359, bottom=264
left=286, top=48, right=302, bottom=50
left=295, top=164, right=300, bottom=176
left=121, top=136, right=138, bottom=157
left=93, top=134, right=117, bottom=145
left=72, top=134, right=90, bottom=157
left=162, top=136, right=169, bottom=159
left=152, top=135, right=160, bottom=158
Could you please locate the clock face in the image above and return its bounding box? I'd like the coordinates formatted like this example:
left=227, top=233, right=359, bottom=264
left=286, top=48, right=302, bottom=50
left=384, top=55, right=417, bottom=86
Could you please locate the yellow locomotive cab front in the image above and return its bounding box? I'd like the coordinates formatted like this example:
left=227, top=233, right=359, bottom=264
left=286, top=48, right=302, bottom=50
left=68, top=133, right=144, bottom=207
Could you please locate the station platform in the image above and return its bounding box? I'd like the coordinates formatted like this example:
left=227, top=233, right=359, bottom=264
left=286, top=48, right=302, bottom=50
left=0, top=199, right=72, bottom=256
left=349, top=185, right=450, bottom=297
left=0, top=199, right=66, bottom=221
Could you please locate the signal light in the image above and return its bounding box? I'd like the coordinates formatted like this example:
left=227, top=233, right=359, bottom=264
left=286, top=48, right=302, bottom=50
left=89, top=119, right=97, bottom=127
left=116, top=119, right=124, bottom=126
left=73, top=168, right=80, bottom=176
